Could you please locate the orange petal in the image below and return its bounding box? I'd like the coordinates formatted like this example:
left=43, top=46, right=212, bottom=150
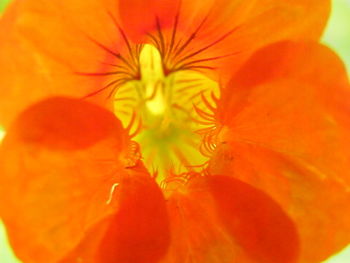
left=61, top=171, right=170, bottom=263
left=97, top=173, right=170, bottom=263
left=0, top=1, right=330, bottom=126
left=208, top=175, right=299, bottom=263
left=0, top=0, right=128, bottom=127
left=0, top=97, right=141, bottom=262
left=210, top=142, right=350, bottom=263
left=211, top=41, right=350, bottom=262
left=161, top=174, right=298, bottom=263
left=118, top=0, right=330, bottom=81
left=162, top=177, right=250, bottom=263
left=217, top=41, right=350, bottom=185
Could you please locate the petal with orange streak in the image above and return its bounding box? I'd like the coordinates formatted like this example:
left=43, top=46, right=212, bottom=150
left=0, top=97, right=148, bottom=263
left=161, top=174, right=298, bottom=263
left=118, top=0, right=330, bottom=81
left=211, top=41, right=350, bottom=262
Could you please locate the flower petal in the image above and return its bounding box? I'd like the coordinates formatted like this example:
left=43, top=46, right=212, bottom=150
left=217, top=41, right=350, bottom=185
left=0, top=0, right=330, bottom=126
left=162, top=178, right=243, bottom=263
left=0, top=0, right=127, bottom=127
left=118, top=0, right=330, bottom=80
left=61, top=171, right=170, bottom=263
left=208, top=175, right=299, bottom=263
left=96, top=174, right=170, bottom=263
left=0, top=97, right=141, bottom=262
left=161, top=174, right=299, bottom=263
left=210, top=142, right=350, bottom=263
left=212, top=41, right=350, bottom=262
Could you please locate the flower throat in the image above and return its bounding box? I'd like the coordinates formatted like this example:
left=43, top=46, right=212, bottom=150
left=114, top=44, right=219, bottom=183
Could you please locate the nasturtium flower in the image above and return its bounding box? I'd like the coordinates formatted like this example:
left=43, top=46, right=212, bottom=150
left=0, top=0, right=349, bottom=263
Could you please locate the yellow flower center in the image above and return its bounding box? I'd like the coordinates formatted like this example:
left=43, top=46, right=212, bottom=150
left=113, top=44, right=219, bottom=183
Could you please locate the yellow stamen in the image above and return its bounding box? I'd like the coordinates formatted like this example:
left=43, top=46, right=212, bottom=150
left=139, top=44, right=166, bottom=115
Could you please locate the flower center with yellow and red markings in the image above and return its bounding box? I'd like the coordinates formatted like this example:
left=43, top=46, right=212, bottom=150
left=113, top=44, right=220, bottom=183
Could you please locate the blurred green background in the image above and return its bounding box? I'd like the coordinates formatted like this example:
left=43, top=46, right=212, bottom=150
left=0, top=0, right=350, bottom=262
left=323, top=0, right=350, bottom=75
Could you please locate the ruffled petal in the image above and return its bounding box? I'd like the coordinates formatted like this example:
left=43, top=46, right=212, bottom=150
left=161, top=174, right=298, bottom=263
left=211, top=41, right=350, bottom=262
left=118, top=0, right=330, bottom=80
left=0, top=97, right=148, bottom=262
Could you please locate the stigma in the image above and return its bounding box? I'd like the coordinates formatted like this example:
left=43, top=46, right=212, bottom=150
left=139, top=45, right=166, bottom=115
left=113, top=44, right=220, bottom=183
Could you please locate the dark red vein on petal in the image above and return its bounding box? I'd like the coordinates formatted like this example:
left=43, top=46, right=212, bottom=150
left=174, top=26, right=240, bottom=66
left=172, top=13, right=210, bottom=59
left=87, top=36, right=136, bottom=74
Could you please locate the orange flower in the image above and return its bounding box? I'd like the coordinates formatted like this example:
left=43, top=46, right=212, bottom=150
left=0, top=0, right=329, bottom=126
left=1, top=0, right=350, bottom=263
